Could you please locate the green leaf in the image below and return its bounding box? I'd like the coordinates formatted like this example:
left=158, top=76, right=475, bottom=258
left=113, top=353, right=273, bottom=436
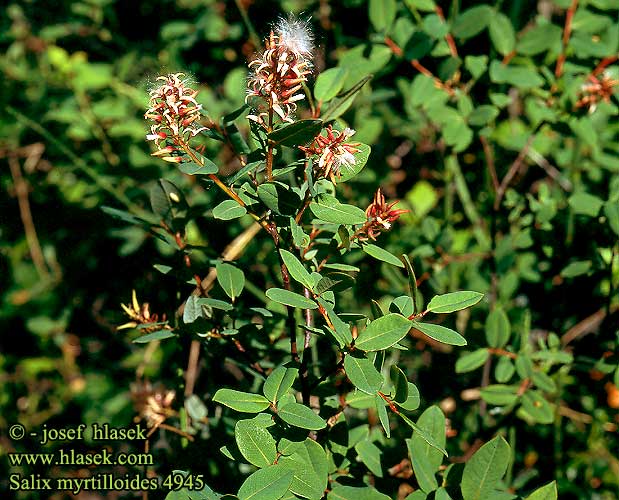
left=263, top=365, right=298, bottom=404
left=455, top=349, right=490, bottom=373
left=338, top=143, right=371, bottom=183
left=268, top=119, right=323, bottom=147
left=397, top=382, right=421, bottom=411
left=237, top=466, right=294, bottom=500
left=150, top=179, right=187, bottom=228
left=465, top=55, right=488, bottom=79
left=266, top=288, right=318, bottom=309
left=257, top=182, right=302, bottom=216
left=101, top=206, right=151, bottom=226
left=495, top=357, right=515, bottom=383
left=452, top=6, right=492, bottom=39
left=516, top=23, right=562, bottom=56
left=489, top=12, right=516, bottom=56
left=279, top=249, right=314, bottom=290
left=407, top=0, right=436, bottom=10
left=531, top=371, right=557, bottom=393
left=355, top=313, right=412, bottom=351
left=235, top=417, right=277, bottom=468
left=461, top=436, right=511, bottom=500
left=344, top=353, right=384, bottom=394
left=310, top=195, right=367, bottom=225
left=315, top=272, right=356, bottom=295
left=328, top=485, right=391, bottom=500
left=212, top=199, right=247, bottom=220
left=132, top=330, right=175, bottom=343
left=314, top=68, right=348, bottom=102
left=374, top=394, right=391, bottom=437
left=468, top=105, right=499, bottom=126
left=480, top=384, right=519, bottom=406
left=390, top=365, right=409, bottom=403
left=183, top=295, right=207, bottom=324
left=520, top=391, right=554, bottom=424
left=322, top=303, right=353, bottom=347
left=407, top=406, right=446, bottom=493
left=362, top=244, right=405, bottom=267
left=399, top=413, right=447, bottom=456
left=412, top=322, right=467, bottom=346
left=279, top=439, right=328, bottom=500
left=176, top=395, right=207, bottom=425
left=216, top=262, right=245, bottom=301
left=489, top=61, right=544, bottom=89
left=178, top=156, right=219, bottom=175
left=426, top=291, right=483, bottom=314
left=369, top=0, right=397, bottom=32
left=278, top=402, right=326, bottom=430
left=486, top=308, right=511, bottom=348
left=524, top=481, right=557, bottom=500
left=604, top=201, right=619, bottom=235
left=402, top=254, right=420, bottom=314
left=321, top=75, right=372, bottom=122
left=560, top=260, right=592, bottom=279
left=197, top=297, right=233, bottom=311
left=212, top=389, right=270, bottom=413
left=568, top=192, right=604, bottom=217
left=355, top=439, right=383, bottom=477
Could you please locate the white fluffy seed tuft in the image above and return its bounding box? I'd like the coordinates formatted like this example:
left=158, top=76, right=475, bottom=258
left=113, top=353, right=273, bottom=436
left=275, top=15, right=314, bottom=57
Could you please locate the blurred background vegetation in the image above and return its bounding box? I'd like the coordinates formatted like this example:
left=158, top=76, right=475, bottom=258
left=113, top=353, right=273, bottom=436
left=1, top=0, right=618, bottom=498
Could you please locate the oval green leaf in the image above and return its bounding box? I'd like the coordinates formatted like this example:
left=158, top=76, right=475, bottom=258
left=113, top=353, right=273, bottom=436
left=279, top=249, right=313, bottom=290
left=461, top=435, right=510, bottom=500
left=362, top=244, right=405, bottom=268
left=455, top=348, right=489, bottom=373
left=426, top=291, right=483, bottom=314
left=486, top=307, right=511, bottom=348
left=310, top=195, right=367, bottom=225
left=263, top=365, right=298, bottom=404
left=237, top=466, right=294, bottom=500
left=338, top=143, right=371, bottom=183
left=328, top=485, right=391, bottom=500
left=212, top=199, right=247, bottom=220
left=235, top=417, right=277, bottom=467
left=268, top=119, right=323, bottom=147
left=412, top=321, right=467, bottom=346
left=344, top=353, right=384, bottom=394
left=278, top=402, right=326, bottom=430
left=266, top=288, right=318, bottom=309
left=213, top=389, right=270, bottom=413
left=355, top=313, right=412, bottom=351
left=216, top=262, right=245, bottom=301
left=314, top=67, right=348, bottom=102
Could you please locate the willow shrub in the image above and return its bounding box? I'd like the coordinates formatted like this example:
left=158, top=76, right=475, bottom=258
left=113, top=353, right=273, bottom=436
left=3, top=0, right=619, bottom=499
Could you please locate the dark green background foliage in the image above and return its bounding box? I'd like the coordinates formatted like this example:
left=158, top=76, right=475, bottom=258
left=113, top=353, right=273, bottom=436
left=1, top=0, right=618, bottom=499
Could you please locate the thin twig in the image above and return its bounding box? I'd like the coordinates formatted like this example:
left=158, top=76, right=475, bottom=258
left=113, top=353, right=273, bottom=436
left=7, top=156, right=49, bottom=279
left=555, top=0, right=578, bottom=77
left=494, top=132, right=538, bottom=210
left=184, top=340, right=201, bottom=397
left=480, top=136, right=499, bottom=195
left=299, top=287, right=314, bottom=406
left=435, top=6, right=458, bottom=59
